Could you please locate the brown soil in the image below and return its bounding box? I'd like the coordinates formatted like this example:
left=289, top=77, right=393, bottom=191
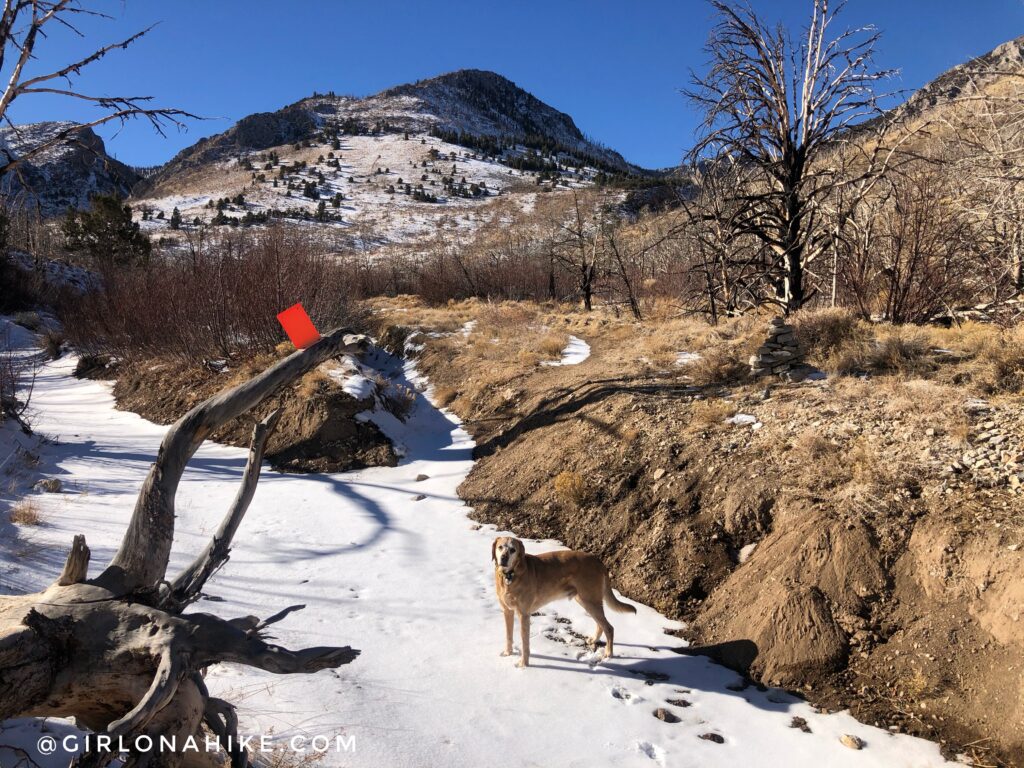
left=83, top=353, right=397, bottom=473
left=379, top=299, right=1024, bottom=767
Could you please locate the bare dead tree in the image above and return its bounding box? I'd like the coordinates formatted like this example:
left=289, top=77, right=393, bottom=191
left=678, top=156, right=778, bottom=320
left=551, top=190, right=602, bottom=312
left=0, top=329, right=367, bottom=768
left=0, top=1, right=196, bottom=179
left=601, top=209, right=686, bottom=321
left=939, top=72, right=1024, bottom=296
left=685, top=0, right=897, bottom=314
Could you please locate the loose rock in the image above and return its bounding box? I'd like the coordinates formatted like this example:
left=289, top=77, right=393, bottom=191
left=840, top=734, right=865, bottom=750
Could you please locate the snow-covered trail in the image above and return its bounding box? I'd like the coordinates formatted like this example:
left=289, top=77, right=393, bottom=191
left=0, top=331, right=950, bottom=767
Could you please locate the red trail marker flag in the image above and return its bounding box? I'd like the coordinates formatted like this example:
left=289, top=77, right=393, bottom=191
left=277, top=303, right=321, bottom=349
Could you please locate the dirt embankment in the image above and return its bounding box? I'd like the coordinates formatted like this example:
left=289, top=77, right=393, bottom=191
left=79, top=352, right=396, bottom=472
left=380, top=298, right=1024, bottom=767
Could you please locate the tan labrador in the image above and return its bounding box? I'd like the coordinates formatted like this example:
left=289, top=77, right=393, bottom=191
left=492, top=536, right=636, bottom=668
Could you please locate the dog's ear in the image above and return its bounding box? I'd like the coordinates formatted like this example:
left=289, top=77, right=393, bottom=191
left=514, top=538, right=526, bottom=558
left=491, top=538, right=498, bottom=564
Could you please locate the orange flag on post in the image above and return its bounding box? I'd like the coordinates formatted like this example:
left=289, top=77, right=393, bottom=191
left=277, top=303, right=321, bottom=349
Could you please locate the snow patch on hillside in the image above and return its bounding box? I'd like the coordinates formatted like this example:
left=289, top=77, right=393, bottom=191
left=134, top=132, right=595, bottom=252
left=542, top=335, right=591, bottom=366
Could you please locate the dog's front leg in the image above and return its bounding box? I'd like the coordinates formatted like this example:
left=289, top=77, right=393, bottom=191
left=516, top=610, right=530, bottom=668
left=501, top=608, right=514, bottom=656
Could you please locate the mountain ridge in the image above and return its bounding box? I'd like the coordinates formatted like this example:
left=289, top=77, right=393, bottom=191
left=0, top=122, right=138, bottom=215
left=136, top=69, right=639, bottom=197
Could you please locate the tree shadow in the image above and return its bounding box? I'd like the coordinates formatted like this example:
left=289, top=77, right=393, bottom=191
left=524, top=638, right=806, bottom=715
left=472, top=376, right=708, bottom=459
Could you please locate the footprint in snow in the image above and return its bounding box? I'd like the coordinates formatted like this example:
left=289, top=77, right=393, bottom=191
left=575, top=648, right=604, bottom=667
left=653, top=708, right=681, bottom=723
left=610, top=685, right=632, bottom=701
left=636, top=740, right=666, bottom=765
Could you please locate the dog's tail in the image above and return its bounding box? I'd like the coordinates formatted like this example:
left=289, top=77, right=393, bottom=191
left=604, top=572, right=637, bottom=614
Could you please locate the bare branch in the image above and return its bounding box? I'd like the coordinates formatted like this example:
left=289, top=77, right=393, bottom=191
left=96, top=331, right=368, bottom=596
left=166, top=409, right=282, bottom=609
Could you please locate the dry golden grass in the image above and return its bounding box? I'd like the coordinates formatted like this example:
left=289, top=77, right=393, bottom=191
left=964, top=329, right=1024, bottom=395
left=688, top=399, right=737, bottom=429
left=10, top=498, right=41, bottom=526
left=791, top=306, right=865, bottom=362
left=38, top=328, right=65, bottom=360
left=381, top=381, right=416, bottom=420
left=431, top=385, right=458, bottom=408
left=687, top=345, right=750, bottom=386
left=295, top=369, right=333, bottom=399
left=902, top=667, right=933, bottom=700
left=539, top=333, right=568, bottom=359
left=823, top=325, right=935, bottom=377
left=553, top=470, right=591, bottom=509
left=11, top=311, right=42, bottom=331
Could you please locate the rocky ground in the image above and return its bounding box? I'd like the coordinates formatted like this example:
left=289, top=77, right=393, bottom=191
left=371, top=298, right=1024, bottom=767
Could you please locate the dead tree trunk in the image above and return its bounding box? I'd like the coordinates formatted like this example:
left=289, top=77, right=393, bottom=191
left=0, top=328, right=368, bottom=768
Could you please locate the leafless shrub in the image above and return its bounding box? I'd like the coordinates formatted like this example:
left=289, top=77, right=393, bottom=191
left=9, top=499, right=40, bottom=526
left=553, top=470, right=591, bottom=509
left=38, top=328, right=65, bottom=360
left=62, top=225, right=366, bottom=362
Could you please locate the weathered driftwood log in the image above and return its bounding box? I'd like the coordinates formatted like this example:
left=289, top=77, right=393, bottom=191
left=0, top=329, right=368, bottom=768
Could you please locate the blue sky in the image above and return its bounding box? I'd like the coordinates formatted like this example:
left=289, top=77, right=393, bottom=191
left=13, top=1, right=1024, bottom=169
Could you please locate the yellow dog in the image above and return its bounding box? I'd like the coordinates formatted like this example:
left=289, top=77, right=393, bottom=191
left=492, top=536, right=636, bottom=667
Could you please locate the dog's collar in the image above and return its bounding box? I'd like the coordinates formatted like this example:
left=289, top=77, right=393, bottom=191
left=498, top=565, right=516, bottom=583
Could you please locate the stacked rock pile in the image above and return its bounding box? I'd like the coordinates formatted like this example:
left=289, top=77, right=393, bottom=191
left=749, top=318, right=804, bottom=377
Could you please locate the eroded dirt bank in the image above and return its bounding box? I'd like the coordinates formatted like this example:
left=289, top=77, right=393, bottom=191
left=79, top=351, right=397, bottom=472
left=381, top=299, right=1024, bottom=767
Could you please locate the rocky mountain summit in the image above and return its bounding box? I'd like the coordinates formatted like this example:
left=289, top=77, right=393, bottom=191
left=139, top=69, right=635, bottom=195
left=903, top=33, right=1024, bottom=113
left=0, top=122, right=138, bottom=215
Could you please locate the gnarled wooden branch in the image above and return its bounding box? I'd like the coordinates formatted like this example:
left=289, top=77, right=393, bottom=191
left=0, top=329, right=370, bottom=768
left=107, top=647, right=188, bottom=736
left=165, top=409, right=282, bottom=609
left=98, top=330, right=367, bottom=595
left=55, top=534, right=90, bottom=586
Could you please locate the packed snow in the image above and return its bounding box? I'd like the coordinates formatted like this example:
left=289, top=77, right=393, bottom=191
left=0, top=318, right=950, bottom=768
left=541, top=335, right=591, bottom=366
